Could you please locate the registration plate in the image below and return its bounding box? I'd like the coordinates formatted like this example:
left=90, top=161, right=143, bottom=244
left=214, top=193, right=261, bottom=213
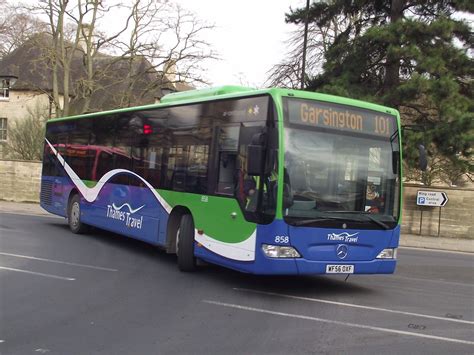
left=326, top=265, right=354, bottom=274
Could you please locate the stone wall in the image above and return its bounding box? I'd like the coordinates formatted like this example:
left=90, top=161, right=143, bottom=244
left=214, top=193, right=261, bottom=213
left=1, top=160, right=473, bottom=238
left=0, top=159, right=42, bottom=202
left=402, top=184, right=474, bottom=239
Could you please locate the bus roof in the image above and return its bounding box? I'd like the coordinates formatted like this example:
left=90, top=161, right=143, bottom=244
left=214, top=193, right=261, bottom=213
left=160, top=85, right=255, bottom=104
left=48, top=86, right=399, bottom=123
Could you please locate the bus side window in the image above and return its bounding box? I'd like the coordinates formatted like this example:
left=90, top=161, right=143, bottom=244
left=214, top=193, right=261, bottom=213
left=65, top=119, right=93, bottom=181
left=91, top=115, right=115, bottom=180
left=96, top=152, right=113, bottom=180
left=113, top=113, right=135, bottom=185
left=186, top=144, right=209, bottom=194
left=42, top=142, right=62, bottom=177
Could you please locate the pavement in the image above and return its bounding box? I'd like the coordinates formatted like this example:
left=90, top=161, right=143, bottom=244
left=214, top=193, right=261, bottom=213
left=1, top=200, right=473, bottom=253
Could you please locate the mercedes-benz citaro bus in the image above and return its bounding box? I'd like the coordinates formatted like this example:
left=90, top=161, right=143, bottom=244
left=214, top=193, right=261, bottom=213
left=40, top=86, right=402, bottom=274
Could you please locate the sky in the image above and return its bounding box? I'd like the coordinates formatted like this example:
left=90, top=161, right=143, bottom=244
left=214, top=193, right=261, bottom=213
left=17, top=0, right=304, bottom=88
left=14, top=1, right=473, bottom=89
left=174, top=0, right=303, bottom=87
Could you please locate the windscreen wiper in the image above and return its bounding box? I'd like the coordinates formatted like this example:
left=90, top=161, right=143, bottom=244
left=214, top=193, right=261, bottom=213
left=324, top=211, right=391, bottom=230
left=359, top=214, right=390, bottom=230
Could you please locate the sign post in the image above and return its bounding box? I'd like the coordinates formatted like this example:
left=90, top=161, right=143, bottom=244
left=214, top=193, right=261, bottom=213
left=416, top=191, right=449, bottom=207
left=416, top=190, right=449, bottom=236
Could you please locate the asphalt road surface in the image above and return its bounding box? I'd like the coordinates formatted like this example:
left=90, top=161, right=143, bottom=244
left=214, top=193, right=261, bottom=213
left=1, top=212, right=473, bottom=354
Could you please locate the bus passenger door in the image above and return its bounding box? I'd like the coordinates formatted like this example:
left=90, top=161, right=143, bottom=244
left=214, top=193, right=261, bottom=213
left=214, top=125, right=240, bottom=195
left=213, top=123, right=273, bottom=214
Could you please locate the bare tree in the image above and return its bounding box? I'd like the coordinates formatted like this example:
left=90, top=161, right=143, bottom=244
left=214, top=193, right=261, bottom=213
left=41, top=0, right=85, bottom=116
left=266, top=13, right=350, bottom=89
left=107, top=0, right=217, bottom=108
left=5, top=103, right=48, bottom=161
left=0, top=0, right=47, bottom=59
left=14, top=0, right=216, bottom=116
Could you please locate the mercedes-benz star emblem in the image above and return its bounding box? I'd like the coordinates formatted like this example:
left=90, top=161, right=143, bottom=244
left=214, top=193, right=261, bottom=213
left=336, top=244, right=348, bottom=259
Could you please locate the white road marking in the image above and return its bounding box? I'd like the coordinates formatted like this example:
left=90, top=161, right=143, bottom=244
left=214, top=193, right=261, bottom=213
left=0, top=228, right=39, bottom=234
left=0, top=252, right=117, bottom=272
left=0, top=211, right=62, bottom=219
left=0, top=267, right=75, bottom=281
left=399, top=246, right=474, bottom=256
left=392, top=275, right=473, bottom=288
left=203, top=300, right=474, bottom=346
left=233, top=288, right=474, bottom=325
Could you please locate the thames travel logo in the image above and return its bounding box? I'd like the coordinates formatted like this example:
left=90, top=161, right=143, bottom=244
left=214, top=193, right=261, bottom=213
left=327, top=232, right=359, bottom=243
left=106, top=203, right=145, bottom=229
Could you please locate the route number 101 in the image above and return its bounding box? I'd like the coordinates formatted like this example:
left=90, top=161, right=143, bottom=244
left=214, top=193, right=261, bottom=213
left=374, top=116, right=390, bottom=136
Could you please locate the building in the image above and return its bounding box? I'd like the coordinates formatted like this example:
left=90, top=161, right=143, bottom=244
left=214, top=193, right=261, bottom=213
left=0, top=33, right=192, bottom=158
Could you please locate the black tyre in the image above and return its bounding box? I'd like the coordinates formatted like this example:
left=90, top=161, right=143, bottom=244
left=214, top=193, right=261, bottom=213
left=177, top=214, right=196, bottom=272
left=68, top=194, right=88, bottom=234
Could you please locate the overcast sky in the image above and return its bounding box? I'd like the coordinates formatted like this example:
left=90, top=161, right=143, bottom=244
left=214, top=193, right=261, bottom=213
left=175, top=0, right=303, bottom=87
left=17, top=1, right=472, bottom=89
left=19, top=0, right=304, bottom=88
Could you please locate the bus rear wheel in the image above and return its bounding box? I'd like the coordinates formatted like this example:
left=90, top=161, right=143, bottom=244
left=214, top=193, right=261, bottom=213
left=177, top=214, right=196, bottom=272
left=68, top=194, right=88, bottom=234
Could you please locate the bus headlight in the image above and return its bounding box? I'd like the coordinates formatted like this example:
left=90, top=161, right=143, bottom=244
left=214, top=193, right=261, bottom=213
left=262, top=244, right=301, bottom=258
left=376, top=248, right=397, bottom=259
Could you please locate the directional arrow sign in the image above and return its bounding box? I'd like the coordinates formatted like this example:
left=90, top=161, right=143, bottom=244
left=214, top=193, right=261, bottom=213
left=416, top=190, right=449, bottom=207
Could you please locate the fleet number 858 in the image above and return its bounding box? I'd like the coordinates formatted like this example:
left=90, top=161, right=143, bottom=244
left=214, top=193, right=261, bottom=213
left=275, top=236, right=289, bottom=244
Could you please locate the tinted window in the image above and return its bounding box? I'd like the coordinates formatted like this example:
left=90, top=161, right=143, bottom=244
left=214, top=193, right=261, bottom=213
left=44, top=121, right=70, bottom=176
left=208, top=96, right=270, bottom=196
left=42, top=142, right=61, bottom=177
left=65, top=119, right=93, bottom=180
left=111, top=114, right=139, bottom=185
left=43, top=124, right=55, bottom=176
left=164, top=104, right=211, bottom=193
left=90, top=115, right=115, bottom=180
left=43, top=95, right=273, bottom=199
left=131, top=110, right=169, bottom=188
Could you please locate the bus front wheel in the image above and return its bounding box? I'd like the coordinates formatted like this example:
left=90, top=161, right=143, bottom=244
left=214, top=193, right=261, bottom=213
left=68, top=194, right=88, bottom=234
left=177, top=214, right=196, bottom=272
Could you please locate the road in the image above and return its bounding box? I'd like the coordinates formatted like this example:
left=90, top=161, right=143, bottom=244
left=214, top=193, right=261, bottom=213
left=0, top=212, right=473, bottom=354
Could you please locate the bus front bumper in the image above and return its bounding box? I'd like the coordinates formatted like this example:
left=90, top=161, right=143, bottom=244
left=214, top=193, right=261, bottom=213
left=196, top=244, right=396, bottom=275
left=294, top=258, right=397, bottom=275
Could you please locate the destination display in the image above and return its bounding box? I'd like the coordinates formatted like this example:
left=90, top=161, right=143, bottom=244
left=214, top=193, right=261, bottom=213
left=286, top=98, right=396, bottom=137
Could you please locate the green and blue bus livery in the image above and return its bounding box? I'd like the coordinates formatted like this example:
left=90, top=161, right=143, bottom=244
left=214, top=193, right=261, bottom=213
left=41, top=86, right=401, bottom=274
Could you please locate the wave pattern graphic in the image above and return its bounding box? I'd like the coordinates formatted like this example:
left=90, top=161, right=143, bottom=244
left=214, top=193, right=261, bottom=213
left=330, top=232, right=359, bottom=238
left=45, top=138, right=171, bottom=213
left=112, top=203, right=145, bottom=214
left=45, top=138, right=256, bottom=261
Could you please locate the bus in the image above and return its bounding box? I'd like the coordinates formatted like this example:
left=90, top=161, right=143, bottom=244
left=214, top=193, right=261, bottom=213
left=41, top=86, right=402, bottom=274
